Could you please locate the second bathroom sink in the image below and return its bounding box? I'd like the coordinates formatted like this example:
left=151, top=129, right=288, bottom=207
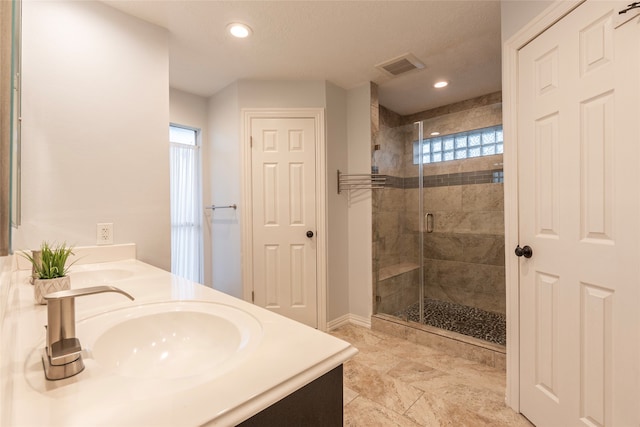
left=70, top=268, right=134, bottom=285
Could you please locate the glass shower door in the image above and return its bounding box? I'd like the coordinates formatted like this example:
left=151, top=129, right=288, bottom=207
left=418, top=115, right=507, bottom=345
left=373, top=121, right=425, bottom=323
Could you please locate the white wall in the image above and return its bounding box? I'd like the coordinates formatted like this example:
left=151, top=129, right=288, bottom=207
left=17, top=0, right=171, bottom=270
left=207, top=80, right=328, bottom=300
left=325, top=82, right=350, bottom=321
left=206, top=79, right=353, bottom=323
left=206, top=79, right=329, bottom=299
left=346, top=84, right=373, bottom=321
left=501, top=0, right=554, bottom=42
left=169, top=88, right=210, bottom=285
left=237, top=80, right=326, bottom=108
left=207, top=82, right=241, bottom=297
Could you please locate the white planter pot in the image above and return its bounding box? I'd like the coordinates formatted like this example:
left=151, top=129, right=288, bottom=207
left=33, top=276, right=70, bottom=305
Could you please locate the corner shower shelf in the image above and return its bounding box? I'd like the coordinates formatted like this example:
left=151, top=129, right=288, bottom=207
left=378, top=262, right=420, bottom=282
left=337, top=170, right=387, bottom=194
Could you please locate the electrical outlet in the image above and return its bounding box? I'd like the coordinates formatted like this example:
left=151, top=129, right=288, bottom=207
left=97, top=223, right=113, bottom=245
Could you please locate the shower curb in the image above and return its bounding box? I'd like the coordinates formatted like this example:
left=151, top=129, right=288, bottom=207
left=371, top=314, right=506, bottom=371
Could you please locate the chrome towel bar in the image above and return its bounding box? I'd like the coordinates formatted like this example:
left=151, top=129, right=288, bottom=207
left=206, top=204, right=237, bottom=210
left=337, top=170, right=387, bottom=194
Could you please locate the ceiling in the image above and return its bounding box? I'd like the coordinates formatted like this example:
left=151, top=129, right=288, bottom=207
left=103, top=1, right=502, bottom=116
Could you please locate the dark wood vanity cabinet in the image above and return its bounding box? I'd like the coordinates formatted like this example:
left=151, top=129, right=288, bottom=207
left=237, top=365, right=343, bottom=427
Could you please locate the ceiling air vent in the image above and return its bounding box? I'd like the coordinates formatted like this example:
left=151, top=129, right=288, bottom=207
left=376, top=53, right=425, bottom=77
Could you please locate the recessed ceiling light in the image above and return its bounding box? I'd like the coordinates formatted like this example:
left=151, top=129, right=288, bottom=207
left=430, top=132, right=440, bottom=136
left=228, top=23, right=252, bottom=38
left=434, top=81, right=448, bottom=89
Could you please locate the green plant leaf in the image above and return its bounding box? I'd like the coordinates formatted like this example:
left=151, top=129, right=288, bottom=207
left=22, top=241, right=75, bottom=279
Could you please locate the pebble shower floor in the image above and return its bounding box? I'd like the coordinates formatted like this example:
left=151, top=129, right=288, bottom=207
left=396, top=298, right=506, bottom=346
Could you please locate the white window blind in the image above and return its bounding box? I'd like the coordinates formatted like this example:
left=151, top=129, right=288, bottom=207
left=169, top=124, right=203, bottom=283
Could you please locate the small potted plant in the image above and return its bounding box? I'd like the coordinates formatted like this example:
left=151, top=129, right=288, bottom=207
left=22, top=242, right=75, bottom=304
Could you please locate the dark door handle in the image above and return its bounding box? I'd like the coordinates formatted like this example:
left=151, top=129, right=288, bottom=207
left=306, top=231, right=314, bottom=238
left=515, top=245, right=533, bottom=258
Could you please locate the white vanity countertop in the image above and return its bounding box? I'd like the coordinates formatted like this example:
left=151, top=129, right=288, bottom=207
left=4, top=259, right=358, bottom=426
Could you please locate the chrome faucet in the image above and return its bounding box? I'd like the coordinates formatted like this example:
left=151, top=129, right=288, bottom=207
left=41, top=285, right=134, bottom=380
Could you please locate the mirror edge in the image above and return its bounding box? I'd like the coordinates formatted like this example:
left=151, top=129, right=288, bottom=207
left=0, top=0, right=21, bottom=256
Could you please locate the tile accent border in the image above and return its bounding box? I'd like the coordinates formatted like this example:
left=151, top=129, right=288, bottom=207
left=382, top=168, right=504, bottom=189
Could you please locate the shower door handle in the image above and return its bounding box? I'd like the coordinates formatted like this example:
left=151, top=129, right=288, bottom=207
left=425, top=213, right=434, bottom=233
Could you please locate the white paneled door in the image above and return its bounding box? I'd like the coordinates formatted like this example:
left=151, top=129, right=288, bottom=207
left=250, top=117, right=318, bottom=328
left=517, top=1, right=640, bottom=425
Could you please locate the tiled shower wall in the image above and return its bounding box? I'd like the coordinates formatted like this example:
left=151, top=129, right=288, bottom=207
left=419, top=157, right=505, bottom=314
left=373, top=92, right=505, bottom=316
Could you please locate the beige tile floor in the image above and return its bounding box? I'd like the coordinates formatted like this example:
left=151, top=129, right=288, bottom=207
left=330, top=324, right=533, bottom=427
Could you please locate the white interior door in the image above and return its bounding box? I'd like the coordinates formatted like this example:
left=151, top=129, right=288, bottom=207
left=517, top=1, right=640, bottom=425
left=250, top=117, right=318, bottom=328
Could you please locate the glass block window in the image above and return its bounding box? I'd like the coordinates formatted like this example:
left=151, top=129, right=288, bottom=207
left=413, top=125, right=503, bottom=164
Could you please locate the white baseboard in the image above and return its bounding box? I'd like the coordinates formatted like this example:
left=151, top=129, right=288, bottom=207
left=326, top=314, right=350, bottom=330
left=326, top=313, right=371, bottom=331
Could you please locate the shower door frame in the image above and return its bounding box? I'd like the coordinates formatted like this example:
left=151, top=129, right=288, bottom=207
left=416, top=121, right=425, bottom=325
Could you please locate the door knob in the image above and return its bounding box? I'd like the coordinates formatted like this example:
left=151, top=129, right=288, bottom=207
left=515, top=245, right=533, bottom=258
left=306, top=230, right=314, bottom=238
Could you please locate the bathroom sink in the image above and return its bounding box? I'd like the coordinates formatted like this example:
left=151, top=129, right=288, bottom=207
left=70, top=269, right=134, bottom=285
left=77, top=301, right=263, bottom=380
